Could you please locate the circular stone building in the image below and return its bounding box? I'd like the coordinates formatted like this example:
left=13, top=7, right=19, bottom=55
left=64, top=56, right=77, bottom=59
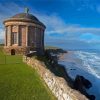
left=3, top=9, right=46, bottom=55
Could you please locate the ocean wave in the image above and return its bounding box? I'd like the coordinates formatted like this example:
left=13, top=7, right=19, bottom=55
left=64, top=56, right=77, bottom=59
left=58, top=50, right=100, bottom=100
left=74, top=51, right=100, bottom=78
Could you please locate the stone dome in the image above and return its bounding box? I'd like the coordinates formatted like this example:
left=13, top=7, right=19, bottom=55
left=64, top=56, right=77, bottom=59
left=4, top=12, right=46, bottom=28
left=12, top=13, right=39, bottom=21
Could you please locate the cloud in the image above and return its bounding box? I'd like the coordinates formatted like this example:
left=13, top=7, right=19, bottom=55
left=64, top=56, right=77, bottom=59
left=0, top=2, right=22, bottom=21
left=96, top=5, right=100, bottom=13
left=33, top=13, right=67, bottom=33
left=45, top=39, right=92, bottom=50
left=0, top=28, right=4, bottom=39
left=35, top=12, right=100, bottom=42
left=46, top=25, right=100, bottom=34
left=0, top=0, right=100, bottom=50
left=1, top=3, right=100, bottom=42
left=34, top=12, right=100, bottom=46
left=0, top=2, right=23, bottom=39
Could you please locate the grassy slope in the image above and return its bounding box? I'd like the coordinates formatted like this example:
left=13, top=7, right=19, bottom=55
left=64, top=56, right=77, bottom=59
left=0, top=47, right=56, bottom=100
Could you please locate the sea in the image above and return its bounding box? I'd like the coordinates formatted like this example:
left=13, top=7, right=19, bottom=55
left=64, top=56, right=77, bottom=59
left=58, top=49, right=100, bottom=100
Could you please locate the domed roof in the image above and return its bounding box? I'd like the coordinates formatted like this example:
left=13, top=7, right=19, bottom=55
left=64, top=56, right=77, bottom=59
left=12, top=13, right=39, bottom=21
left=3, top=10, right=46, bottom=28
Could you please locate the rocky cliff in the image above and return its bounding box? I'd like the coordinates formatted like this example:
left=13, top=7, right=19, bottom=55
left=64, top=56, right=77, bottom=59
left=23, top=56, right=88, bottom=100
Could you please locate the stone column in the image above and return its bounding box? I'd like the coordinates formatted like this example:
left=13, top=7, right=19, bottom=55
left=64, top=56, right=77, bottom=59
left=17, top=25, right=19, bottom=46
left=40, top=28, right=44, bottom=55
left=10, top=26, right=12, bottom=46
left=7, top=25, right=12, bottom=46
left=40, top=29, right=43, bottom=47
left=26, top=26, right=28, bottom=46
left=42, top=29, right=44, bottom=49
left=5, top=27, right=7, bottom=46
left=34, top=27, right=37, bottom=48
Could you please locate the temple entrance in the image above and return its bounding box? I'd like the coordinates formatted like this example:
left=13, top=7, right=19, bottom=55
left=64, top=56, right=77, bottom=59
left=11, top=49, right=15, bottom=55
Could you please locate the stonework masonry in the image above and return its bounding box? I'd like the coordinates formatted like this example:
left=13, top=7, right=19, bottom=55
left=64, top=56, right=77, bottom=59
left=4, top=46, right=28, bottom=55
left=23, top=56, right=88, bottom=100
left=3, top=12, right=45, bottom=55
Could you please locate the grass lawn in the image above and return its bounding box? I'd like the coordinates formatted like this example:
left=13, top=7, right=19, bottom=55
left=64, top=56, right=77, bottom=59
left=0, top=47, right=56, bottom=100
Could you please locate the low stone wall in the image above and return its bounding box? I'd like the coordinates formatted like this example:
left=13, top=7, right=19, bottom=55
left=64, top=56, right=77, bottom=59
left=23, top=56, right=88, bottom=100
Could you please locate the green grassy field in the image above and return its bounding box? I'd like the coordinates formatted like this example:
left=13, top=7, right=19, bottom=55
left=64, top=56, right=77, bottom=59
left=0, top=47, right=56, bottom=100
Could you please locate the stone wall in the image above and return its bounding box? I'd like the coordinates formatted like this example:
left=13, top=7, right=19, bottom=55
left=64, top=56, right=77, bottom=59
left=23, top=56, right=88, bottom=100
left=3, top=46, right=28, bottom=55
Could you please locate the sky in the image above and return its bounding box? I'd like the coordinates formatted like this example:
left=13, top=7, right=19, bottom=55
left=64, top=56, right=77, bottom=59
left=0, top=0, right=100, bottom=50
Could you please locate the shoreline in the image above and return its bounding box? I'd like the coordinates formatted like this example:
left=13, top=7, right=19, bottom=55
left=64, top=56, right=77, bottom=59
left=58, top=50, right=96, bottom=100
left=23, top=55, right=88, bottom=100
left=24, top=47, right=96, bottom=100
left=43, top=49, right=95, bottom=100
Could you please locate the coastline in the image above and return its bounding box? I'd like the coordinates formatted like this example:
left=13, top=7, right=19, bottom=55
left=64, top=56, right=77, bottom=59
left=58, top=50, right=97, bottom=100
left=44, top=48, right=95, bottom=99
left=23, top=55, right=88, bottom=100
left=23, top=47, right=96, bottom=100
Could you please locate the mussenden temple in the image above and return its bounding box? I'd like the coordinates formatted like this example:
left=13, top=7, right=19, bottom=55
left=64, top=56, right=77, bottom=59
left=3, top=8, right=46, bottom=55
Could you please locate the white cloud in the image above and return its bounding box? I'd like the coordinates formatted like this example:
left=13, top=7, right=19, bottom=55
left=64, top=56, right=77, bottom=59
left=0, top=2, right=23, bottom=39
left=0, top=2, right=22, bottom=21
left=0, top=28, right=4, bottom=39
left=35, top=12, right=100, bottom=44
left=35, top=12, right=100, bottom=40
left=0, top=1, right=100, bottom=44
left=46, top=25, right=100, bottom=34
left=33, top=13, right=67, bottom=33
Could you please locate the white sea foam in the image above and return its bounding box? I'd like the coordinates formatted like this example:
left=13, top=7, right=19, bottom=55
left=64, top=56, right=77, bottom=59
left=58, top=51, right=100, bottom=100
left=75, top=51, right=100, bottom=78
